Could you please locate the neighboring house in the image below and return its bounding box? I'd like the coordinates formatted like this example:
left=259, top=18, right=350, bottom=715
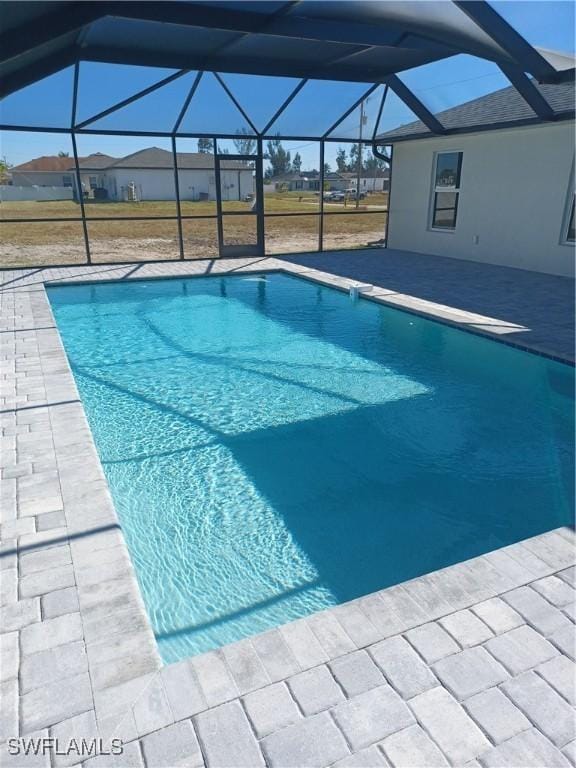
left=377, top=80, right=575, bottom=277
left=271, top=171, right=321, bottom=192
left=271, top=169, right=389, bottom=193
left=10, top=155, right=77, bottom=189
left=12, top=147, right=255, bottom=202
left=338, top=170, right=389, bottom=193
left=77, top=147, right=254, bottom=202
left=76, top=152, right=116, bottom=197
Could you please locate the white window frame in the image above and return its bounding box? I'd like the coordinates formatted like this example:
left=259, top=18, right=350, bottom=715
left=429, top=150, right=463, bottom=232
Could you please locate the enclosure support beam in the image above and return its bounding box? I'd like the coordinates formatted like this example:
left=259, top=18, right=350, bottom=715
left=0, top=5, right=104, bottom=65
left=71, top=132, right=91, bottom=265
left=382, top=75, right=445, bottom=134
left=499, top=64, right=556, bottom=120
left=214, top=144, right=225, bottom=256
left=256, top=138, right=266, bottom=257
left=172, top=136, right=185, bottom=259
left=383, top=144, right=394, bottom=248
left=71, top=62, right=91, bottom=264
left=319, top=141, right=325, bottom=252
left=453, top=0, right=558, bottom=82
left=108, top=3, right=428, bottom=50
left=372, top=86, right=388, bottom=141
left=261, top=79, right=308, bottom=136
left=214, top=73, right=259, bottom=136
left=322, top=82, right=381, bottom=139
left=75, top=70, right=191, bottom=130
left=173, top=72, right=204, bottom=134
left=0, top=47, right=79, bottom=100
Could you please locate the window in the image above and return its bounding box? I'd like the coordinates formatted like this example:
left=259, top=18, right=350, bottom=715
left=62, top=175, right=73, bottom=187
left=431, top=151, right=462, bottom=230
left=566, top=195, right=575, bottom=243
left=89, top=176, right=98, bottom=190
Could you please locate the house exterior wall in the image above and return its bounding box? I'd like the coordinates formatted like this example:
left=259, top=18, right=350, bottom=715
left=387, top=121, right=575, bottom=277
left=79, top=172, right=109, bottom=197
left=178, top=169, right=216, bottom=201
left=106, top=168, right=176, bottom=201
left=11, top=170, right=75, bottom=187
left=326, top=178, right=349, bottom=192
left=325, top=177, right=388, bottom=193
left=101, top=168, right=253, bottom=201
left=359, top=176, right=388, bottom=193
left=275, top=178, right=321, bottom=192
left=220, top=169, right=254, bottom=201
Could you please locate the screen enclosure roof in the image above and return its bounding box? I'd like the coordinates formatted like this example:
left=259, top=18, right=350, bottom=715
left=0, top=0, right=574, bottom=141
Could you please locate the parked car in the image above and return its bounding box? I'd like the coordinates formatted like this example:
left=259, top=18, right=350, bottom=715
left=324, top=189, right=367, bottom=202
left=324, top=191, right=346, bottom=202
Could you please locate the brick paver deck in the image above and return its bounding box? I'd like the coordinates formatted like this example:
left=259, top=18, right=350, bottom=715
left=283, top=249, right=575, bottom=362
left=1, top=252, right=574, bottom=768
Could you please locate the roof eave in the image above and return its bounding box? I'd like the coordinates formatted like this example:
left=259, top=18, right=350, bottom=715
left=377, top=110, right=576, bottom=144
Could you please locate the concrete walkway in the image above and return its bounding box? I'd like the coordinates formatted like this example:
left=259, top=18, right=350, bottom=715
left=0, top=254, right=574, bottom=768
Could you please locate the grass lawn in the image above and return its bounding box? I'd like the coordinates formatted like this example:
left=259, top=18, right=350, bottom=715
left=1, top=195, right=388, bottom=266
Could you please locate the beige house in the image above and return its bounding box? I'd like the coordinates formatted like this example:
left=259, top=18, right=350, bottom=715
left=379, top=81, right=575, bottom=277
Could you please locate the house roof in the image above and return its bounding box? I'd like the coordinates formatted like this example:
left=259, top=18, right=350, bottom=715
left=12, top=155, right=76, bottom=172
left=13, top=152, right=118, bottom=172
left=14, top=148, right=253, bottom=173
left=79, top=147, right=251, bottom=171
left=340, top=170, right=389, bottom=178
left=77, top=152, right=116, bottom=170
left=377, top=79, right=575, bottom=142
left=272, top=170, right=320, bottom=182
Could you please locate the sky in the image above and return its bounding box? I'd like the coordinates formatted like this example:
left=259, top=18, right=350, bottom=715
left=1, top=0, right=573, bottom=172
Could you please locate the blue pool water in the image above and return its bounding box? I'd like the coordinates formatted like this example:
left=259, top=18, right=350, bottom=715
left=48, top=273, right=574, bottom=663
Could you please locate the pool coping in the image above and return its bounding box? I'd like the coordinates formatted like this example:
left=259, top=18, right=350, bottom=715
left=1, top=255, right=574, bottom=763
left=44, top=264, right=575, bottom=367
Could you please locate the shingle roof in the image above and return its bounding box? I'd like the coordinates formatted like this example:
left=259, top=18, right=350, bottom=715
left=340, top=170, right=389, bottom=178
left=96, top=147, right=252, bottom=171
left=377, top=80, right=575, bottom=142
left=272, top=170, right=321, bottom=181
left=12, top=156, right=76, bottom=172
left=77, top=153, right=117, bottom=170
left=15, top=148, right=254, bottom=173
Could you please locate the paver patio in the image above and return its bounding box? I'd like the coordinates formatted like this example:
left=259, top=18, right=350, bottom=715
left=1, top=249, right=574, bottom=767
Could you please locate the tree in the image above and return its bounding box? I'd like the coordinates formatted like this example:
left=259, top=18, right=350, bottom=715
left=335, top=147, right=347, bottom=173
left=292, top=152, right=302, bottom=173
left=323, top=162, right=331, bottom=175
left=197, top=138, right=213, bottom=153
left=0, top=156, right=12, bottom=182
left=349, top=143, right=361, bottom=172
left=363, top=154, right=386, bottom=173
left=57, top=151, right=70, bottom=157
left=265, top=138, right=291, bottom=178
left=233, top=129, right=256, bottom=155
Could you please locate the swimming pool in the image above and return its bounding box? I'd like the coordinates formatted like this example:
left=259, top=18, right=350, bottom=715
left=48, top=273, right=574, bottom=663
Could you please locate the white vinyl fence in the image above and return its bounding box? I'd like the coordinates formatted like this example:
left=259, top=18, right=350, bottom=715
left=0, top=186, right=74, bottom=202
